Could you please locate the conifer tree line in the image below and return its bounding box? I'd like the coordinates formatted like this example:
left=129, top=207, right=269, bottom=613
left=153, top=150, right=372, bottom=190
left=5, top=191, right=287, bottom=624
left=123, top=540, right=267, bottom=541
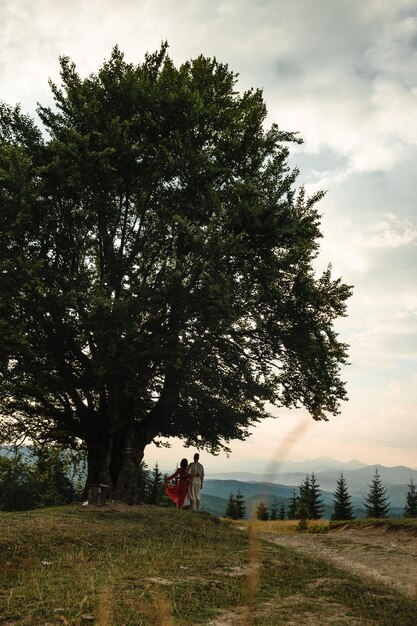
left=223, top=469, right=417, bottom=521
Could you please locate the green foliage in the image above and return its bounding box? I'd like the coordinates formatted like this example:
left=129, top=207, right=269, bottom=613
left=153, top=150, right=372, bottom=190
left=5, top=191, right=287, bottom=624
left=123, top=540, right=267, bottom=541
left=287, top=490, right=299, bottom=519
left=224, top=489, right=246, bottom=519
left=225, top=492, right=236, bottom=518
left=331, top=472, right=354, bottom=521
left=146, top=462, right=165, bottom=505
left=296, top=516, right=309, bottom=532
left=278, top=501, right=286, bottom=520
left=0, top=455, right=41, bottom=511
left=0, top=447, right=76, bottom=511
left=136, top=460, right=150, bottom=503
left=0, top=45, right=352, bottom=498
left=269, top=497, right=279, bottom=520
left=298, top=473, right=324, bottom=520
left=363, top=469, right=390, bottom=518
left=32, top=446, right=77, bottom=507
left=403, top=478, right=417, bottom=518
left=256, top=500, right=269, bottom=521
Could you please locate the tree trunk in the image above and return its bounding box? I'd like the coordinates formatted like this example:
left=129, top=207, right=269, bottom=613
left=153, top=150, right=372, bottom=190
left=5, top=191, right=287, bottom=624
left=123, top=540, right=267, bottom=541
left=85, top=430, right=113, bottom=504
left=112, top=422, right=149, bottom=504
left=84, top=413, right=156, bottom=505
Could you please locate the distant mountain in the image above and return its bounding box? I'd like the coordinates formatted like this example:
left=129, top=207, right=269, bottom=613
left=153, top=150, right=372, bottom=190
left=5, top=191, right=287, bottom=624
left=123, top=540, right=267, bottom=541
left=208, top=457, right=369, bottom=481
left=200, top=494, right=228, bottom=517
left=207, top=462, right=417, bottom=495
left=204, top=479, right=298, bottom=501
left=202, top=462, right=415, bottom=518
left=300, top=465, right=417, bottom=495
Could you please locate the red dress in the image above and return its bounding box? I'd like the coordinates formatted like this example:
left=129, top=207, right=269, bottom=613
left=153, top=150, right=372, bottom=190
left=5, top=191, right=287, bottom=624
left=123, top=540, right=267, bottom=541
left=165, top=467, right=189, bottom=508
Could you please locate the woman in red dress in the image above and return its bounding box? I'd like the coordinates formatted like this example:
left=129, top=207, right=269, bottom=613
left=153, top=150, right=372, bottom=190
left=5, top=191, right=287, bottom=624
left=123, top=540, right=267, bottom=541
left=164, top=458, right=190, bottom=509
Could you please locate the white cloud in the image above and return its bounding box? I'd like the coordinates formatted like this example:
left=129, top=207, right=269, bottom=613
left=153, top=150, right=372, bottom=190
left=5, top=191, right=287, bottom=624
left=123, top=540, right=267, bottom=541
left=360, top=214, right=417, bottom=249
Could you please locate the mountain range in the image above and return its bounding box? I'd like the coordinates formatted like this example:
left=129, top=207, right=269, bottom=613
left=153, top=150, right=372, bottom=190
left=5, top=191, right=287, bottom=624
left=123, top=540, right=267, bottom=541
left=200, top=457, right=417, bottom=518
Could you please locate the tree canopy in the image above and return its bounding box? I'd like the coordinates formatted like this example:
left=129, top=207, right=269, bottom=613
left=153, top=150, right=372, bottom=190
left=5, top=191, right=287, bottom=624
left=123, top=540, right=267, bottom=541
left=0, top=44, right=351, bottom=501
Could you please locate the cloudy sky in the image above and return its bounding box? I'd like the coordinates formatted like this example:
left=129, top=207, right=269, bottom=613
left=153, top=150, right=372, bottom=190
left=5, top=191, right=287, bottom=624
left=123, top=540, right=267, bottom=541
left=1, top=0, right=416, bottom=473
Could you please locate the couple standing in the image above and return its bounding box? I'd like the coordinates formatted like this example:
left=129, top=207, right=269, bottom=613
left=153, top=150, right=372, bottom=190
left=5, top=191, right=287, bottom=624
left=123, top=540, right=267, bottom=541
left=164, top=453, right=204, bottom=511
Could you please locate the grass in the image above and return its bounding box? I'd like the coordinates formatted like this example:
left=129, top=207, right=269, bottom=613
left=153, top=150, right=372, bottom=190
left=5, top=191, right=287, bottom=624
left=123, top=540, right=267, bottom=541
left=237, top=516, right=417, bottom=536
left=1, top=506, right=417, bottom=625
left=328, top=517, right=417, bottom=533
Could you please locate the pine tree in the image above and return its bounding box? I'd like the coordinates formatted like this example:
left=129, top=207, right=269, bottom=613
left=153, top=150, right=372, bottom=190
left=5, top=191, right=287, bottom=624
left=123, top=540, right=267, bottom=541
left=364, top=469, right=390, bottom=518
left=225, top=492, right=237, bottom=518
left=331, top=473, right=355, bottom=521
left=287, top=491, right=299, bottom=519
left=234, top=489, right=246, bottom=520
left=403, top=479, right=417, bottom=518
left=137, top=461, right=150, bottom=503
left=298, top=473, right=324, bottom=519
left=147, top=462, right=163, bottom=505
left=308, top=473, right=324, bottom=519
left=298, top=474, right=311, bottom=518
left=278, top=502, right=286, bottom=520
left=225, top=489, right=246, bottom=519
left=269, top=498, right=279, bottom=520
left=256, top=501, right=269, bottom=521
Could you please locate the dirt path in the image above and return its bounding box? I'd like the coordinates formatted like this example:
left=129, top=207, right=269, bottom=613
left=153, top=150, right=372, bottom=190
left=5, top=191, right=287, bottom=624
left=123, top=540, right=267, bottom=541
left=260, top=526, right=417, bottom=597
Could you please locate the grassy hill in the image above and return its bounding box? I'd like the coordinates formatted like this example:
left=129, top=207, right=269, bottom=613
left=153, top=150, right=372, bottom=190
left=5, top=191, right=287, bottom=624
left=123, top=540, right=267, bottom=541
left=1, top=505, right=417, bottom=625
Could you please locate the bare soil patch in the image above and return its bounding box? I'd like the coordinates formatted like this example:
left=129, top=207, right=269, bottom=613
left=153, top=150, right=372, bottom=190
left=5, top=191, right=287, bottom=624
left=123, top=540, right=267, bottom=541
left=260, top=526, right=417, bottom=597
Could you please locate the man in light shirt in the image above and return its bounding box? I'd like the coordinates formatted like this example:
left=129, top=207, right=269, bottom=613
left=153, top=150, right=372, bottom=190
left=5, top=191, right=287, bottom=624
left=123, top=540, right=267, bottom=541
left=187, top=453, right=204, bottom=511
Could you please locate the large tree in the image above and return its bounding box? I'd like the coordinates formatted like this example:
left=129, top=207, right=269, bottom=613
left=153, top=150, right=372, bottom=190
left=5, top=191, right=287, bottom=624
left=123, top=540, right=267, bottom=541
left=0, top=45, right=351, bottom=502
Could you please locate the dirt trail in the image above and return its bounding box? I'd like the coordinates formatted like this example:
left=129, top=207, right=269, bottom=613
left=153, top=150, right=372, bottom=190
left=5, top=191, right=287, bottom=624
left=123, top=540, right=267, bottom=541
left=260, top=526, right=417, bottom=597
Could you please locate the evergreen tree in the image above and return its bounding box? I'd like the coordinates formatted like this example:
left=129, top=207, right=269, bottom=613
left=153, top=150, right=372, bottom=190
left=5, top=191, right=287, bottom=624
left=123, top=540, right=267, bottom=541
left=256, top=501, right=269, bottom=521
left=403, top=479, right=417, bottom=518
left=308, top=473, right=324, bottom=519
left=0, top=45, right=351, bottom=503
left=33, top=446, right=76, bottom=507
left=225, top=492, right=237, bottom=518
left=234, top=489, right=246, bottom=520
left=147, top=462, right=164, bottom=505
left=278, top=502, right=286, bottom=520
left=298, top=473, right=324, bottom=519
left=287, top=491, right=299, bottom=520
left=298, top=474, right=311, bottom=517
left=137, top=461, right=150, bottom=503
left=364, top=469, right=390, bottom=518
left=296, top=502, right=309, bottom=531
left=0, top=447, right=77, bottom=511
left=331, top=473, right=354, bottom=521
left=225, top=489, right=246, bottom=520
left=269, top=497, right=279, bottom=520
left=0, top=454, right=42, bottom=511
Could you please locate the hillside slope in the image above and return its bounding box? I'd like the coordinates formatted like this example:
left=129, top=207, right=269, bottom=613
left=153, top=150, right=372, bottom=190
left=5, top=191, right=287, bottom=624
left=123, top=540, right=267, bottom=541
left=2, top=505, right=417, bottom=624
